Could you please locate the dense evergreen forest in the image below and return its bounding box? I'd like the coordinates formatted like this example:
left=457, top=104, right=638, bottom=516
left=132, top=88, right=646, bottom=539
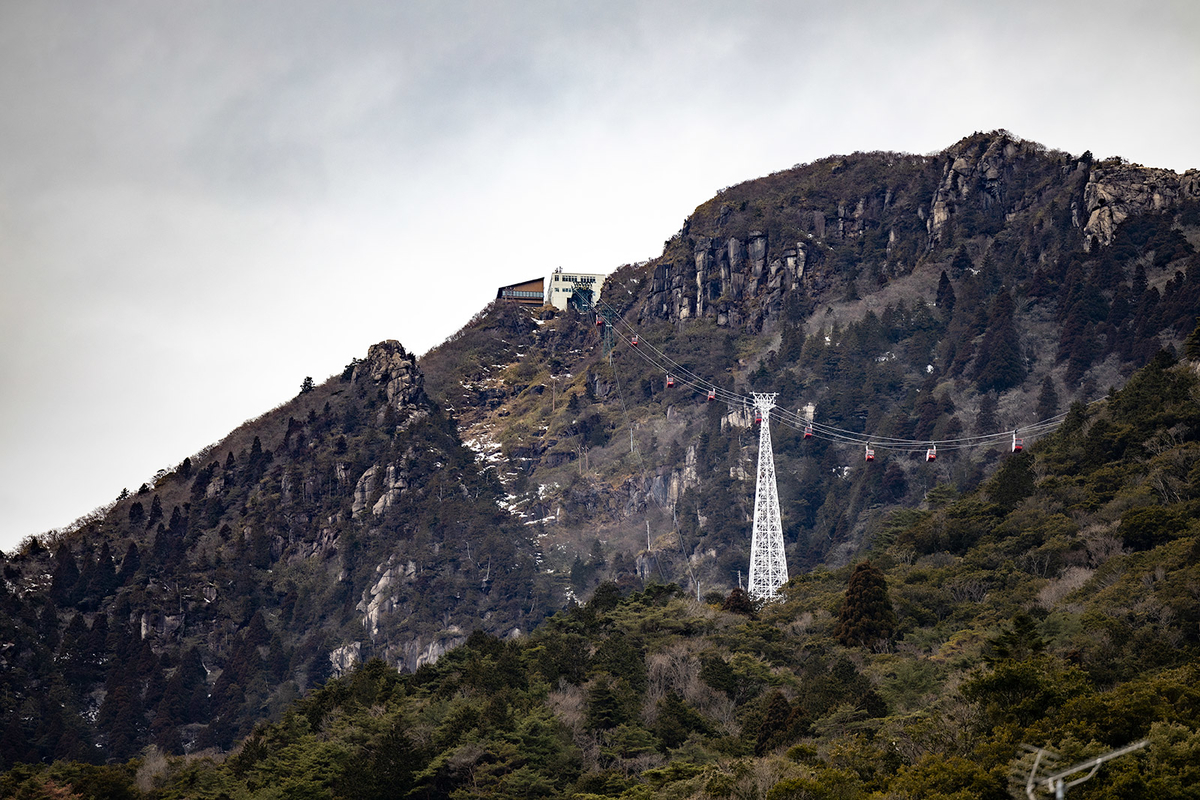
left=5, top=345, right=1200, bottom=798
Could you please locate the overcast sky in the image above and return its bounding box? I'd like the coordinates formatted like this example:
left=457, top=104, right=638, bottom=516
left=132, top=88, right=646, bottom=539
left=1, top=0, right=1198, bottom=550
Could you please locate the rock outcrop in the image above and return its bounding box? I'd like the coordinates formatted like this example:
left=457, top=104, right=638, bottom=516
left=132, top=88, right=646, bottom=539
left=1083, top=165, right=1200, bottom=246
left=354, top=339, right=429, bottom=422
left=926, top=134, right=1025, bottom=244
left=645, top=233, right=809, bottom=331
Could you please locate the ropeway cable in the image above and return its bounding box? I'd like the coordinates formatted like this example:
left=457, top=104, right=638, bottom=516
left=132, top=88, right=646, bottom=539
left=586, top=297, right=1068, bottom=454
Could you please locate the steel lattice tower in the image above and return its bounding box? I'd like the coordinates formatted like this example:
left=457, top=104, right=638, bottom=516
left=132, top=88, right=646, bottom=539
left=748, top=393, right=788, bottom=600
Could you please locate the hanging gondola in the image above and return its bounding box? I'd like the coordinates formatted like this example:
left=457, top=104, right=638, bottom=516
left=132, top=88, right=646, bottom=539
left=926, top=445, right=937, bottom=462
left=803, top=424, right=813, bottom=439
left=864, top=444, right=875, bottom=462
left=665, top=374, right=675, bottom=388
left=1012, top=432, right=1023, bottom=452
left=595, top=314, right=604, bottom=327
left=707, top=388, right=716, bottom=401
left=630, top=334, right=638, bottom=346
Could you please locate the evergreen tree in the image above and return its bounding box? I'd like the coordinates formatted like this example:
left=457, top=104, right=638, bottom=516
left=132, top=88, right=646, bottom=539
left=1035, top=375, right=1059, bottom=421
left=147, top=495, right=163, bottom=527
left=986, top=612, right=1045, bottom=663
left=246, top=436, right=271, bottom=484
left=755, top=690, right=793, bottom=755
left=834, top=561, right=896, bottom=647
left=935, top=270, right=956, bottom=314
left=89, top=542, right=118, bottom=599
left=1185, top=317, right=1200, bottom=361
left=976, top=392, right=999, bottom=434
left=117, top=541, right=140, bottom=584
left=974, top=290, right=1025, bottom=393
left=50, top=546, right=79, bottom=606
left=950, top=245, right=973, bottom=277
left=721, top=587, right=756, bottom=617
left=988, top=450, right=1035, bottom=511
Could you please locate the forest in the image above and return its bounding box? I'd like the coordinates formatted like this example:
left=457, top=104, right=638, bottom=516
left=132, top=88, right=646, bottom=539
left=4, top=346, right=1200, bottom=798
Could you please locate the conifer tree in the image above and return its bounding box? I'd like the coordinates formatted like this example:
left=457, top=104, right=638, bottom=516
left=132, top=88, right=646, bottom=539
left=935, top=270, right=956, bottom=314
left=722, top=587, right=756, bottom=617
left=834, top=561, right=896, bottom=647
left=1035, top=375, right=1059, bottom=421
left=50, top=546, right=79, bottom=606
left=976, top=392, right=999, bottom=434
left=974, top=290, right=1025, bottom=393
left=755, top=691, right=793, bottom=755
left=1185, top=317, right=1200, bottom=361
left=117, top=541, right=140, bottom=584
left=147, top=495, right=163, bottom=527
left=950, top=245, right=973, bottom=276
left=90, top=541, right=117, bottom=598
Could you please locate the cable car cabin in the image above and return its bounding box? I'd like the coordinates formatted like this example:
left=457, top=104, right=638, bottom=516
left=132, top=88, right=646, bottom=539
left=595, top=315, right=604, bottom=327
left=1012, top=434, right=1024, bottom=452
left=707, top=389, right=716, bottom=401
left=665, top=375, right=675, bottom=388
left=803, top=424, right=813, bottom=439
left=630, top=335, right=638, bottom=346
left=926, top=445, right=937, bottom=462
left=755, top=410, right=763, bottom=424
left=864, top=446, right=875, bottom=462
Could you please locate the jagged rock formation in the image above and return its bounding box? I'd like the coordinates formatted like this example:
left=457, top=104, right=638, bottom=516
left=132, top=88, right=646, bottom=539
left=357, top=339, right=428, bottom=421
left=1083, top=163, right=1200, bottom=246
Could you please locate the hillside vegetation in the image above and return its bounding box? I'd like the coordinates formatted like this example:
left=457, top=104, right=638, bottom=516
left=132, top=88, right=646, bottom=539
left=0, top=342, right=554, bottom=765
left=6, top=350, right=1200, bottom=798
left=3, top=130, right=1199, bottom=772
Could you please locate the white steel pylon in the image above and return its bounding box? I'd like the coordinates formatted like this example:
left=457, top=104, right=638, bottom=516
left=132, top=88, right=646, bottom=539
left=748, top=393, right=788, bottom=601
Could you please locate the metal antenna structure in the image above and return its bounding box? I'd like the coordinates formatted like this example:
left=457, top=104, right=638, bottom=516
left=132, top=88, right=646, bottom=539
left=1025, top=740, right=1148, bottom=799
left=748, top=393, right=788, bottom=601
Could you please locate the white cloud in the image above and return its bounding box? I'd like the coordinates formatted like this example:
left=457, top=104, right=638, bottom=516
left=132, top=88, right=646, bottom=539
left=1, top=0, right=1198, bottom=548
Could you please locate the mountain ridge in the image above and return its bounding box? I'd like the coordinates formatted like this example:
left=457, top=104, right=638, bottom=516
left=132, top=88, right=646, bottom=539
left=3, top=129, right=1199, bottom=767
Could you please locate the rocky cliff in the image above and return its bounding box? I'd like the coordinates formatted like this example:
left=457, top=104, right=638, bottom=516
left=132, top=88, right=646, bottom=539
left=1083, top=162, right=1200, bottom=245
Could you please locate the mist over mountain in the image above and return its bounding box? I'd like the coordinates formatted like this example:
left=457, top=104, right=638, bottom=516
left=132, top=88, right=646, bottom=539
left=2, top=130, right=1198, bottom=774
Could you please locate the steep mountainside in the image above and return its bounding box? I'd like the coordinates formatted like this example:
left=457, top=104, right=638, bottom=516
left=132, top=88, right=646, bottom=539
left=8, top=347, right=1200, bottom=798
left=0, top=341, right=553, bottom=765
left=420, top=130, right=1200, bottom=595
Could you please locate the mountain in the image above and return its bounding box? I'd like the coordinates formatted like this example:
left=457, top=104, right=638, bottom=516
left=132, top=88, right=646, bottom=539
left=420, top=130, right=1200, bottom=585
left=5, top=347, right=1200, bottom=798
left=1, top=340, right=555, bottom=763
left=2, top=130, right=1199, bottom=768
